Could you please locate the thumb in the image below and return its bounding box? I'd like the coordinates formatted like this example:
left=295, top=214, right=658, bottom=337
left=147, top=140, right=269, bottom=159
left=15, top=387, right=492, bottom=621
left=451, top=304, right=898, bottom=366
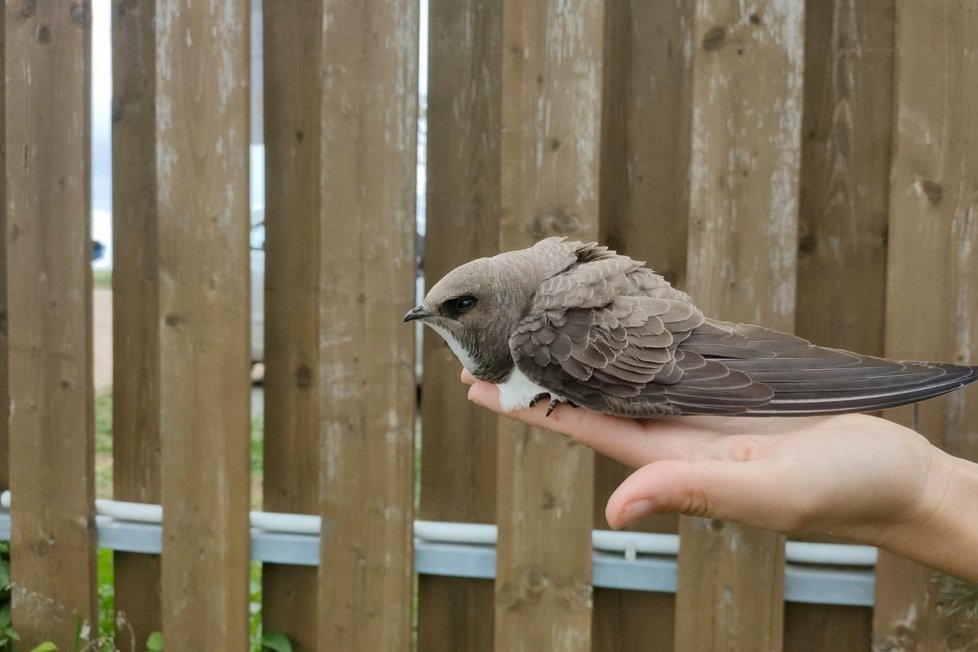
left=605, top=458, right=787, bottom=530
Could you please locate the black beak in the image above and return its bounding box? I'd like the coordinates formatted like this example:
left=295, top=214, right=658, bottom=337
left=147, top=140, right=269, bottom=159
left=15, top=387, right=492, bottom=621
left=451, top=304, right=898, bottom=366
left=403, top=305, right=431, bottom=322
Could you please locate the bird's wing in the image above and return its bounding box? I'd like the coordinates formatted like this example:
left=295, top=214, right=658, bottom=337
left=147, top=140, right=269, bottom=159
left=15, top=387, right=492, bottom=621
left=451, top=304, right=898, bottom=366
left=685, top=320, right=978, bottom=415
left=509, top=245, right=775, bottom=416
left=511, top=243, right=978, bottom=417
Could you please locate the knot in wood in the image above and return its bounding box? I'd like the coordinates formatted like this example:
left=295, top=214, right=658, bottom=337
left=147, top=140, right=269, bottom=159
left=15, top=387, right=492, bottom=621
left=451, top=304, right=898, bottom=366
left=702, top=26, right=727, bottom=52
left=529, top=208, right=581, bottom=240
left=294, top=364, right=314, bottom=389
left=70, top=2, right=90, bottom=26
left=917, top=179, right=943, bottom=205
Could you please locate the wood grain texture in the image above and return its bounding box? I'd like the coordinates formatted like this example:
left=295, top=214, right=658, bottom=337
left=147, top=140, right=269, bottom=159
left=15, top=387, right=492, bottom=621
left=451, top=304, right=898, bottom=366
left=593, top=589, right=676, bottom=652
left=0, top=3, right=6, bottom=494
left=495, top=0, right=603, bottom=649
left=111, top=0, right=163, bottom=646
left=796, top=0, right=893, bottom=356
left=874, top=1, right=978, bottom=649
left=262, top=2, right=322, bottom=648
left=678, top=2, right=805, bottom=650
left=156, top=2, right=251, bottom=648
left=784, top=603, right=871, bottom=651
left=787, top=0, right=893, bottom=647
left=418, top=0, right=502, bottom=649
left=4, top=1, right=98, bottom=646
left=316, top=1, right=418, bottom=649
left=594, top=2, right=692, bottom=649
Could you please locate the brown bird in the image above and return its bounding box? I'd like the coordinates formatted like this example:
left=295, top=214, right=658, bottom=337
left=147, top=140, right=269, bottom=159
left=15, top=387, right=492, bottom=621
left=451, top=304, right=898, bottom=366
left=404, top=237, right=978, bottom=418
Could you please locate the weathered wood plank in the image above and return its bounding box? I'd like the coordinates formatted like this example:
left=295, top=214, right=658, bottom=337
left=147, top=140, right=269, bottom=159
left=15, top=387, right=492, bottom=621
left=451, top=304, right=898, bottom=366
left=156, top=2, right=251, bottom=648
left=262, top=2, right=322, bottom=648
left=874, top=1, right=978, bottom=648
left=678, top=2, right=805, bottom=650
left=4, top=1, right=97, bottom=646
left=600, top=0, right=693, bottom=286
left=594, top=1, right=692, bottom=649
left=796, top=0, right=893, bottom=356
left=0, top=4, right=6, bottom=494
left=418, top=0, right=502, bottom=650
left=784, top=603, right=871, bottom=651
left=316, top=1, right=418, bottom=649
left=495, top=1, right=603, bottom=649
left=787, top=1, right=894, bottom=647
left=111, top=0, right=163, bottom=646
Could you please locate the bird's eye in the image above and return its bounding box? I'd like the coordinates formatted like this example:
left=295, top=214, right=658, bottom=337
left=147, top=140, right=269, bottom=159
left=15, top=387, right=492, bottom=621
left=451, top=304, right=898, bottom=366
left=444, top=295, right=478, bottom=318
left=456, top=296, right=477, bottom=313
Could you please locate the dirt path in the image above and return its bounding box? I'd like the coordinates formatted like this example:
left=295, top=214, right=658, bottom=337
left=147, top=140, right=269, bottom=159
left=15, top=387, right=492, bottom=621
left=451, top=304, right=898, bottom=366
left=94, top=288, right=112, bottom=391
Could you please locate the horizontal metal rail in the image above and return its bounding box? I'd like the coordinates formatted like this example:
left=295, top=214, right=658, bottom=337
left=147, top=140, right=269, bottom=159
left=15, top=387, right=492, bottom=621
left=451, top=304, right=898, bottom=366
left=0, top=496, right=875, bottom=606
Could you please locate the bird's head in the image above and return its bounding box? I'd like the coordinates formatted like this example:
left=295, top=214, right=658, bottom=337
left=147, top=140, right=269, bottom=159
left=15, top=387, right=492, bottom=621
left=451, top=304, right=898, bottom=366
left=404, top=254, right=538, bottom=382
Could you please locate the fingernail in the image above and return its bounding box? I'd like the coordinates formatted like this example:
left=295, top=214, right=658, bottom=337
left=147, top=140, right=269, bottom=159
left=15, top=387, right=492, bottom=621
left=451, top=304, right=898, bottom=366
left=618, top=499, right=655, bottom=526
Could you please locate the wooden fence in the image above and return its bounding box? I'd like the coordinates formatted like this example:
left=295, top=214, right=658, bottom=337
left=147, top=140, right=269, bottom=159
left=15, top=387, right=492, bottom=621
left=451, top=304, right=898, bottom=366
left=1, top=0, right=976, bottom=650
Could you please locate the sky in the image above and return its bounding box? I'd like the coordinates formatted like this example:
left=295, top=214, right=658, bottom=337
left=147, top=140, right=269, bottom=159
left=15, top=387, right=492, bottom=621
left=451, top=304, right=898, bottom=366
left=90, top=0, right=430, bottom=270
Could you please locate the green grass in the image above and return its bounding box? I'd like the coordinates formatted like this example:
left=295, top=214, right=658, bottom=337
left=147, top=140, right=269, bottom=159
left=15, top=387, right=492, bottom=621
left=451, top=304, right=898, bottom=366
left=89, top=392, right=290, bottom=651
left=937, top=574, right=978, bottom=619
left=93, top=270, right=112, bottom=290
left=95, top=392, right=113, bottom=496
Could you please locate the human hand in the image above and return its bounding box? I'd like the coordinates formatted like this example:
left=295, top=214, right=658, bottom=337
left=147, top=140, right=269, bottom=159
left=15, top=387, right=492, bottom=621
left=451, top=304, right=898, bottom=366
left=461, top=370, right=954, bottom=551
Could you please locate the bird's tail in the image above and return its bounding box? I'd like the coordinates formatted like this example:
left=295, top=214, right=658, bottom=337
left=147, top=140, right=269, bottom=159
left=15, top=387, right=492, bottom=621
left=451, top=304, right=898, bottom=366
left=688, top=321, right=978, bottom=416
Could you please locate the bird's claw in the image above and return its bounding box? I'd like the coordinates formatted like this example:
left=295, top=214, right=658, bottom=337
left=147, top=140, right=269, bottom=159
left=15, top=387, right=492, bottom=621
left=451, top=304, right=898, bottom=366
left=530, top=392, right=573, bottom=417
left=529, top=392, right=550, bottom=408
left=545, top=398, right=560, bottom=417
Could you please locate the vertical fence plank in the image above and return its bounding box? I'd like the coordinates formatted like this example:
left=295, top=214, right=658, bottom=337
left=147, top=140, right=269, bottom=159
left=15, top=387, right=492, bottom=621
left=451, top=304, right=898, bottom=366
left=795, top=0, right=893, bottom=357
left=262, top=2, right=322, bottom=648
left=0, top=4, right=6, bottom=495
left=316, top=1, right=418, bottom=649
left=111, top=0, right=163, bottom=645
left=874, top=1, right=978, bottom=647
left=419, top=0, right=502, bottom=650
left=594, top=1, right=692, bottom=649
left=678, top=2, right=804, bottom=650
left=788, top=1, right=894, bottom=648
left=156, top=2, right=251, bottom=648
left=4, top=1, right=97, bottom=646
left=494, top=1, right=603, bottom=649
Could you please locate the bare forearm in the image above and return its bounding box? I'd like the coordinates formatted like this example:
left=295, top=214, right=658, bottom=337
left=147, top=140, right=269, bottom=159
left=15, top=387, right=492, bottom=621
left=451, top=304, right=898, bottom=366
left=879, top=452, right=978, bottom=583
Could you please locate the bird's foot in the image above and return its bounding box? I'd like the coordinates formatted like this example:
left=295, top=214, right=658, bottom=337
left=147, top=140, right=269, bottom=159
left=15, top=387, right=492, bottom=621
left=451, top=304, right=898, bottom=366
left=529, top=392, right=551, bottom=408
left=530, top=393, right=574, bottom=417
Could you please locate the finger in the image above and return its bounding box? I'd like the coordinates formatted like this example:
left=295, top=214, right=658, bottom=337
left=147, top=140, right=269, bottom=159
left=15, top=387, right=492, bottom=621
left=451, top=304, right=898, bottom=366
left=605, top=458, right=793, bottom=531
left=460, top=369, right=477, bottom=385
left=466, top=381, right=726, bottom=468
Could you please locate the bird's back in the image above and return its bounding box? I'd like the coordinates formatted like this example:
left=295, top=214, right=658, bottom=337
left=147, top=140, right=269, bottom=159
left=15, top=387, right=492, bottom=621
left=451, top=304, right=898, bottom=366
left=510, top=240, right=978, bottom=417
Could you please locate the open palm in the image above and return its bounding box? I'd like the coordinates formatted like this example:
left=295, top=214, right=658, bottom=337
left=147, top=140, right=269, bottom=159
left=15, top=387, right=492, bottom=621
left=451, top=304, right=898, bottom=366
left=463, top=370, right=949, bottom=548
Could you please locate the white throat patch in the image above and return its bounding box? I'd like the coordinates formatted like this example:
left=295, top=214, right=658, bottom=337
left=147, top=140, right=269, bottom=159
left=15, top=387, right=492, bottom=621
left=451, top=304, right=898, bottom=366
left=426, top=322, right=478, bottom=373
left=424, top=321, right=563, bottom=412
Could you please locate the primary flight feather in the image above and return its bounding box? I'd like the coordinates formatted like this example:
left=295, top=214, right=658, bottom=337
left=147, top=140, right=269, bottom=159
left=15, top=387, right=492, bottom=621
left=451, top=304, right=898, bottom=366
left=404, top=237, right=978, bottom=418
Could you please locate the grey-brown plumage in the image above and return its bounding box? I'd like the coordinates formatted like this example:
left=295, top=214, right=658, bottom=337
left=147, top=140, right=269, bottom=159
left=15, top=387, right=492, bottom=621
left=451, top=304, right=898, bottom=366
left=405, top=237, right=978, bottom=417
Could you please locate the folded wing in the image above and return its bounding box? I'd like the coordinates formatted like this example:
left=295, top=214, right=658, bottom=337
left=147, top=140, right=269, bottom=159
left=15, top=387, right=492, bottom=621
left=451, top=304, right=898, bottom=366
left=510, top=243, right=978, bottom=417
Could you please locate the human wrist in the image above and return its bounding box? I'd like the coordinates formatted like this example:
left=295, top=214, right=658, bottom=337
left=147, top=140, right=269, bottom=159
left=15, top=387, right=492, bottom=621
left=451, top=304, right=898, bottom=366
left=877, top=447, right=978, bottom=582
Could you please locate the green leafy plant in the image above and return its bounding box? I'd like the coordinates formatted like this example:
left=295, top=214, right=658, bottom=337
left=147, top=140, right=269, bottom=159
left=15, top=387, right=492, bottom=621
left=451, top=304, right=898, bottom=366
left=146, top=631, right=163, bottom=651
left=261, top=631, right=293, bottom=652
left=937, top=573, right=978, bottom=619
left=29, top=644, right=58, bottom=652
left=0, top=541, right=19, bottom=650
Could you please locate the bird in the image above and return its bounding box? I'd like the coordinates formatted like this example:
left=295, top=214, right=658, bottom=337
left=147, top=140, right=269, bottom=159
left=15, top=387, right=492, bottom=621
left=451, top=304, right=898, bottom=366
left=404, top=237, right=978, bottom=418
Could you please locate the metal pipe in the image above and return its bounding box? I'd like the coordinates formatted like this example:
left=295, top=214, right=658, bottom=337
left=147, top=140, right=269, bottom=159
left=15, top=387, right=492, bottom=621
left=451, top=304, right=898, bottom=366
left=0, top=492, right=877, bottom=567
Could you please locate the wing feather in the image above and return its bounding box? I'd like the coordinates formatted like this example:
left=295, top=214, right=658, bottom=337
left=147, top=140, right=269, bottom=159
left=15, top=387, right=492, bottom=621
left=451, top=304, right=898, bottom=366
left=509, top=241, right=978, bottom=417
